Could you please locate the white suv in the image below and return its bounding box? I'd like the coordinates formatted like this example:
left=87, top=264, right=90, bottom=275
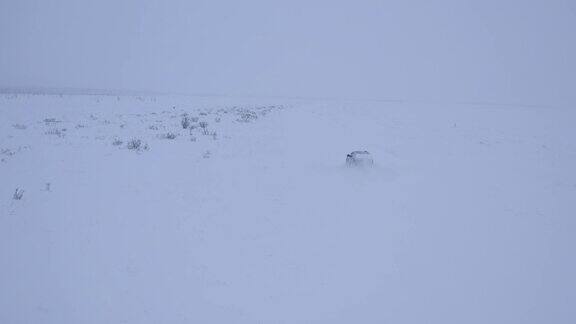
left=346, top=151, right=374, bottom=168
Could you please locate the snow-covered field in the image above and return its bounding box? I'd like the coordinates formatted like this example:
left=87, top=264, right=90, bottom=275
left=1, top=94, right=575, bottom=323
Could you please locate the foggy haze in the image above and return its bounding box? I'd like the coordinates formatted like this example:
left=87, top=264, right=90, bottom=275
left=3, top=2, right=576, bottom=323
left=2, top=0, right=575, bottom=105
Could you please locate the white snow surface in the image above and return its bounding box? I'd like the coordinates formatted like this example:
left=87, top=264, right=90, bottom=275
left=1, top=94, right=575, bottom=323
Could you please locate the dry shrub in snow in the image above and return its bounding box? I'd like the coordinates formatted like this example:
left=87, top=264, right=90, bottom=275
left=127, top=139, right=148, bottom=151
left=159, top=132, right=177, bottom=140
left=44, top=118, right=60, bottom=124
left=45, top=128, right=65, bottom=137
left=236, top=110, right=258, bottom=123
left=199, top=122, right=209, bottom=135
left=12, top=124, right=27, bottom=130
left=13, top=188, right=24, bottom=200
left=181, top=116, right=191, bottom=129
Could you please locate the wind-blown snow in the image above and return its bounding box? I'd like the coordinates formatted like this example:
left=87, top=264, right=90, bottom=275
left=1, top=94, right=575, bottom=323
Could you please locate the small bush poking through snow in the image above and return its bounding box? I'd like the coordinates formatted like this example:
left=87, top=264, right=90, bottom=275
left=127, top=139, right=148, bottom=151
left=237, top=110, right=258, bottom=123
left=45, top=128, right=65, bottom=137
left=181, top=116, right=191, bottom=129
left=112, top=138, right=123, bottom=146
left=159, top=132, right=177, bottom=140
left=13, top=188, right=24, bottom=200
left=12, top=124, right=27, bottom=130
left=44, top=118, right=60, bottom=124
left=127, top=139, right=142, bottom=150
left=190, top=116, right=199, bottom=123
left=1, top=148, right=15, bottom=156
left=199, top=122, right=209, bottom=135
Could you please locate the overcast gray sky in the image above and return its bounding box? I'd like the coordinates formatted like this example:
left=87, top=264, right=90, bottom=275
left=1, top=0, right=575, bottom=105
